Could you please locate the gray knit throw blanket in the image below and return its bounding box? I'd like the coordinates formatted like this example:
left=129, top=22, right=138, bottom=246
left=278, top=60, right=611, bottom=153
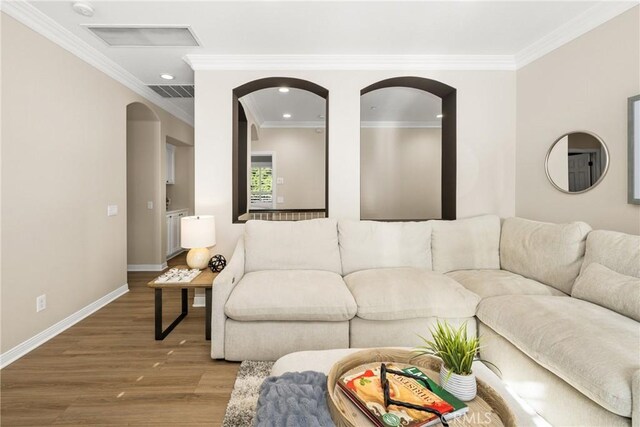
left=254, top=371, right=336, bottom=427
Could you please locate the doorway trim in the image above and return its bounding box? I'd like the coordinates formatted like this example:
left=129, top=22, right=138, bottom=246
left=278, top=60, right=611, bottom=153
left=232, top=77, right=329, bottom=223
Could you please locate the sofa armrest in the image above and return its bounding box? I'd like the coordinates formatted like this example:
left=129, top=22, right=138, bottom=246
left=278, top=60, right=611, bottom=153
left=633, top=369, right=639, bottom=427
left=211, top=237, right=245, bottom=359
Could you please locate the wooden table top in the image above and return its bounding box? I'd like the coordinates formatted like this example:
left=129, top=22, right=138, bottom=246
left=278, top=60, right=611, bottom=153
left=147, top=266, right=218, bottom=289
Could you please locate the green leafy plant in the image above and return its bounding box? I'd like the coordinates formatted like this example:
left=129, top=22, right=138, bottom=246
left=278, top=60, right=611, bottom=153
left=414, top=320, right=486, bottom=376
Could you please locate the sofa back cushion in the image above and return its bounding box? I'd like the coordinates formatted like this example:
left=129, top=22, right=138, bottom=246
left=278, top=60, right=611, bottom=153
left=572, top=262, right=640, bottom=321
left=338, top=220, right=431, bottom=275
left=500, top=217, right=591, bottom=294
left=431, top=214, right=501, bottom=273
left=244, top=218, right=342, bottom=274
left=580, top=230, right=640, bottom=278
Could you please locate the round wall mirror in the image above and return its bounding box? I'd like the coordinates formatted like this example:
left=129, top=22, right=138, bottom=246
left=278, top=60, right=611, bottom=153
left=545, top=131, right=609, bottom=194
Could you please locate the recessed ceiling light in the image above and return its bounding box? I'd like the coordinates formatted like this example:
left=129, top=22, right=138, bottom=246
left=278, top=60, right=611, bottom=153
left=278, top=87, right=290, bottom=93
left=72, top=2, right=94, bottom=17
left=282, top=113, right=292, bottom=119
left=160, top=73, right=175, bottom=80
left=436, top=114, right=444, bottom=118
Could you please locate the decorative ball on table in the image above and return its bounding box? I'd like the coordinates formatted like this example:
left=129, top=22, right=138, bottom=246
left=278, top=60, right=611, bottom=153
left=208, top=254, right=227, bottom=272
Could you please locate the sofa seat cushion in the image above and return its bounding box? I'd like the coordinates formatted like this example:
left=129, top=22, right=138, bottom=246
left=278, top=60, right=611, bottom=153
left=225, top=270, right=357, bottom=322
left=343, top=268, right=480, bottom=321
left=478, top=295, right=640, bottom=417
left=446, top=269, right=566, bottom=299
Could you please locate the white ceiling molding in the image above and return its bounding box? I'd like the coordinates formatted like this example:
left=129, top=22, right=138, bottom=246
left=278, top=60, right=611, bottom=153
left=184, top=54, right=517, bottom=71
left=2, top=0, right=194, bottom=125
left=260, top=121, right=326, bottom=129
left=361, top=121, right=442, bottom=129
left=239, top=94, right=265, bottom=126
left=514, top=1, right=639, bottom=68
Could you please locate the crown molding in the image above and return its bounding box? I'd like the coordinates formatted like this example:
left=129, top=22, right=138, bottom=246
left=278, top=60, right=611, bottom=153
left=515, top=1, right=639, bottom=68
left=239, top=93, right=265, bottom=125
left=260, top=120, right=326, bottom=129
left=2, top=0, right=194, bottom=126
left=361, top=121, right=442, bottom=129
left=184, top=54, right=517, bottom=71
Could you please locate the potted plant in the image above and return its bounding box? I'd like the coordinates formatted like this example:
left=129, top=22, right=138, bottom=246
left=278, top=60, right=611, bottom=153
left=414, top=321, right=486, bottom=401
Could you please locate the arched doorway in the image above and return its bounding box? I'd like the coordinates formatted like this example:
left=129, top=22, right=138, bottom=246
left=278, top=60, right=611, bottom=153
left=360, top=77, right=456, bottom=220
left=232, top=77, right=329, bottom=223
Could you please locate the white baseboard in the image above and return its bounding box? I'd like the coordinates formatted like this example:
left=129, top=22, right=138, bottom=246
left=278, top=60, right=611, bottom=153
left=0, top=284, right=129, bottom=369
left=127, top=263, right=167, bottom=272
left=192, top=292, right=206, bottom=308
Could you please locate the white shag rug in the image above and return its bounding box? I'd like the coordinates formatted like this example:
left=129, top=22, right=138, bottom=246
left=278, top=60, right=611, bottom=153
left=222, top=361, right=274, bottom=427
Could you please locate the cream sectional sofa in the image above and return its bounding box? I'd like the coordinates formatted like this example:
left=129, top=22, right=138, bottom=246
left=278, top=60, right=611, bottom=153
left=212, top=215, right=640, bottom=426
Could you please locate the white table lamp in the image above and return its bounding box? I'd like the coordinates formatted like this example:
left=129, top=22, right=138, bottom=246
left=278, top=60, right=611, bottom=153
left=181, top=215, right=216, bottom=269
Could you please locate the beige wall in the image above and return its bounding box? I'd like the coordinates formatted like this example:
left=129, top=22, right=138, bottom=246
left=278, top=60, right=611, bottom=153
left=252, top=127, right=326, bottom=209
left=195, top=69, right=516, bottom=257
left=516, top=6, right=640, bottom=234
left=166, top=139, right=195, bottom=215
left=127, top=114, right=161, bottom=265
left=361, top=127, right=441, bottom=220
left=1, top=14, right=193, bottom=354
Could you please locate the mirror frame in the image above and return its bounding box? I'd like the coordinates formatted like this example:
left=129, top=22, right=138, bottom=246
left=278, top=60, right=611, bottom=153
left=628, top=94, right=640, bottom=205
left=544, top=130, right=610, bottom=195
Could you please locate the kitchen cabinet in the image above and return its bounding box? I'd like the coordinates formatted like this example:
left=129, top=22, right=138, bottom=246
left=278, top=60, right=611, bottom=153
left=166, top=209, right=188, bottom=257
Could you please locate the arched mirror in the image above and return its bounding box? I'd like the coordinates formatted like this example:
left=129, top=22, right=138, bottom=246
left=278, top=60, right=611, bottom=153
left=232, top=78, right=328, bottom=223
left=545, top=131, right=609, bottom=194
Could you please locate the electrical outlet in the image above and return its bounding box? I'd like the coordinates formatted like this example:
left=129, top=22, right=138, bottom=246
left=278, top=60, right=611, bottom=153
left=107, top=205, right=118, bottom=216
left=276, top=177, right=284, bottom=185
left=36, top=294, right=46, bottom=312
left=147, top=201, right=153, bottom=210
left=277, top=196, right=284, bottom=204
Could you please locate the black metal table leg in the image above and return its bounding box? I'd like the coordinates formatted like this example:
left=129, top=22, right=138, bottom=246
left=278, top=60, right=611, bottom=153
left=205, top=288, right=212, bottom=340
left=154, top=288, right=189, bottom=340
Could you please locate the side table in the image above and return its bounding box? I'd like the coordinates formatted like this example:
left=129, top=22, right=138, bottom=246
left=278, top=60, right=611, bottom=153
left=147, top=266, right=218, bottom=340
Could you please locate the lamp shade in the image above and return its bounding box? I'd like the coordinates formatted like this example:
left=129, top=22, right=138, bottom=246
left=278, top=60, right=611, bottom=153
left=181, top=215, right=216, bottom=249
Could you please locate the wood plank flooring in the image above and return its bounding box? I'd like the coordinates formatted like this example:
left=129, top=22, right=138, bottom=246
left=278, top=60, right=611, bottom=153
left=1, top=254, right=240, bottom=426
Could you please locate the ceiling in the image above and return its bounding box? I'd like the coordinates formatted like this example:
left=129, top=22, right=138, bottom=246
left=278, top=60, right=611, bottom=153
left=15, top=1, right=638, bottom=124
left=241, top=86, right=442, bottom=128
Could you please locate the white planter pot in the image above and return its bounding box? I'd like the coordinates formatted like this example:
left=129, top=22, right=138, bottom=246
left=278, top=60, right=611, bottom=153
left=439, top=364, right=477, bottom=401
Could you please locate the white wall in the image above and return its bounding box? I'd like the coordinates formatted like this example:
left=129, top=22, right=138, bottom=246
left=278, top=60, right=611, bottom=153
left=516, top=6, right=640, bottom=234
left=361, top=127, right=442, bottom=220
left=194, top=70, right=516, bottom=256
left=252, top=127, right=325, bottom=209
left=127, top=114, right=161, bottom=265
left=1, top=14, right=193, bottom=354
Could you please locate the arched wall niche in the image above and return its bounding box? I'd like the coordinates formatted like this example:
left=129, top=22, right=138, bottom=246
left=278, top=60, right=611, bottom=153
left=360, top=77, right=457, bottom=220
left=232, top=77, right=329, bottom=223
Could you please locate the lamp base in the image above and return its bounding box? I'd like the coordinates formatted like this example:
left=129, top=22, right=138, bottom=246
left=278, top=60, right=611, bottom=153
left=186, top=247, right=210, bottom=270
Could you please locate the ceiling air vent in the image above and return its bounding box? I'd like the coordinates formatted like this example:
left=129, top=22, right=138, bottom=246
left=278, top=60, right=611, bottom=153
left=87, top=26, right=199, bottom=47
left=149, top=85, right=194, bottom=98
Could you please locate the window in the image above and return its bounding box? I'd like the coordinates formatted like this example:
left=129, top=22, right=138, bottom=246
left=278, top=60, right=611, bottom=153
left=250, top=155, right=274, bottom=208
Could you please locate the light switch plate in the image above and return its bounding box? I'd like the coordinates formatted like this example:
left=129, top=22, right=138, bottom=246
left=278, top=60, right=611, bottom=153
left=107, top=205, right=118, bottom=216
left=147, top=201, right=153, bottom=210
left=36, top=294, right=46, bottom=312
left=277, top=196, right=284, bottom=204
left=276, top=177, right=284, bottom=184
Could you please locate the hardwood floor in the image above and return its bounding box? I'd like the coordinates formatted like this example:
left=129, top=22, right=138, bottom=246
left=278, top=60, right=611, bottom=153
left=1, top=253, right=240, bottom=426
